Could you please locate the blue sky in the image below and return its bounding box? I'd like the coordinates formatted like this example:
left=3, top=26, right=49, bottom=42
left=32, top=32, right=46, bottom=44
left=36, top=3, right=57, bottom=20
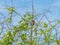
left=0, top=0, right=60, bottom=24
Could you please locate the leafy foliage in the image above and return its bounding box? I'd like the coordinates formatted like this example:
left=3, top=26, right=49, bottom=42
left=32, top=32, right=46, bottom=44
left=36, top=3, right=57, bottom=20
left=0, top=7, right=60, bottom=45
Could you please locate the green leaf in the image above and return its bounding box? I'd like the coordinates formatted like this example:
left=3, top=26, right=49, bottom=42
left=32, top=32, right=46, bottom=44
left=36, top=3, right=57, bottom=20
left=44, top=22, right=48, bottom=28
left=51, top=25, right=55, bottom=29
left=57, top=20, right=60, bottom=24
left=6, top=17, right=12, bottom=23
left=20, top=34, right=27, bottom=41
left=46, top=29, right=51, bottom=32
left=40, top=29, right=45, bottom=34
left=6, top=7, right=14, bottom=14
left=33, top=41, right=37, bottom=45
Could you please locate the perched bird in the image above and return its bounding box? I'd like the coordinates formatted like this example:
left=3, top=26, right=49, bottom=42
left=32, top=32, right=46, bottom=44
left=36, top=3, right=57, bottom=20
left=31, top=20, right=35, bottom=26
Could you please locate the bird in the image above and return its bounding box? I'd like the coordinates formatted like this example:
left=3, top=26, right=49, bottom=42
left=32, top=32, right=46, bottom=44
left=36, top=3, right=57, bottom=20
left=31, top=20, right=35, bottom=26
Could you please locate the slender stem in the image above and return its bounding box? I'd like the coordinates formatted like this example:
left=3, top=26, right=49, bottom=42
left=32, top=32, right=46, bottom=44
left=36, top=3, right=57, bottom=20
left=30, top=27, right=33, bottom=45
left=44, top=33, right=50, bottom=45
left=56, top=29, right=59, bottom=45
left=30, top=0, right=34, bottom=45
left=32, top=0, right=34, bottom=16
